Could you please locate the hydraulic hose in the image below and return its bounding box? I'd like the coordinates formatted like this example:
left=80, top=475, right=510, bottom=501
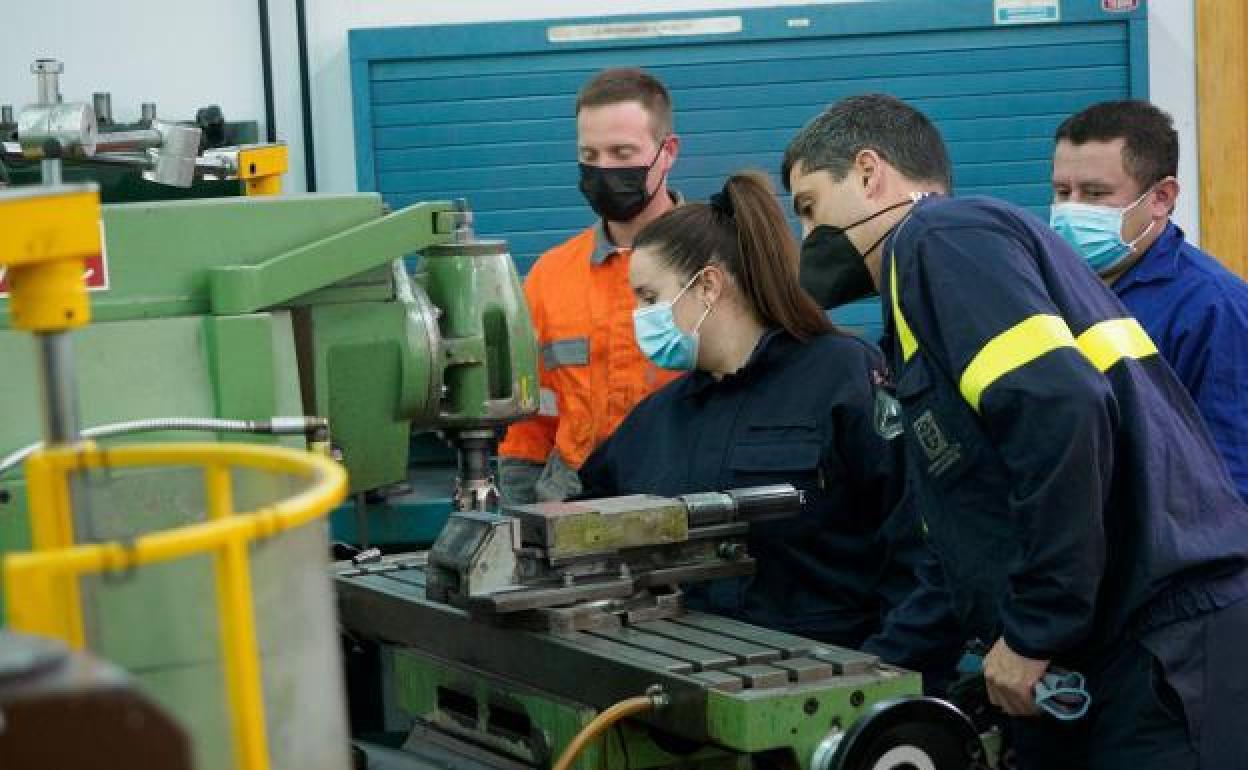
left=0, top=416, right=328, bottom=478
left=550, top=689, right=668, bottom=770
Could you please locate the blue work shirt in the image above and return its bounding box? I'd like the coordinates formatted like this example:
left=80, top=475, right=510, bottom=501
left=1112, top=222, right=1248, bottom=502
left=882, top=195, right=1248, bottom=666
left=579, top=329, right=961, bottom=673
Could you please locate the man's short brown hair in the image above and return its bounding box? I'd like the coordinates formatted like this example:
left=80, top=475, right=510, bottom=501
left=575, top=68, right=672, bottom=141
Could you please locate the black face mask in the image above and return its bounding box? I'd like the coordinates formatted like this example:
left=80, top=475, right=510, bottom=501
left=798, top=199, right=913, bottom=308
left=578, top=143, right=665, bottom=223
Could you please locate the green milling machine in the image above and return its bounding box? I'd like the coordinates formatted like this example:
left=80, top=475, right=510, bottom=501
left=0, top=69, right=988, bottom=770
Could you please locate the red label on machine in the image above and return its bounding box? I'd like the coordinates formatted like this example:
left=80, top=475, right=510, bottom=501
left=0, top=222, right=110, bottom=297
left=1102, top=0, right=1138, bottom=11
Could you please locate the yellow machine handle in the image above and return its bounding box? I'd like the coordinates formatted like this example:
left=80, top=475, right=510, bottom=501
left=0, top=185, right=101, bottom=331
left=238, top=145, right=288, bottom=196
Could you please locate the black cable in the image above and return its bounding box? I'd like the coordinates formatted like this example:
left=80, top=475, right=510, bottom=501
left=257, top=0, right=277, bottom=144
left=295, top=0, right=318, bottom=191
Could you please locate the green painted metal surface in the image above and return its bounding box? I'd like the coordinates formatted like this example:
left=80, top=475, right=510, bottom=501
left=0, top=194, right=385, bottom=325
left=0, top=315, right=303, bottom=458
left=391, top=647, right=744, bottom=770
left=301, top=297, right=436, bottom=493
left=415, top=243, right=539, bottom=428
left=706, top=672, right=921, bottom=767
left=385, top=628, right=920, bottom=769
left=209, top=202, right=454, bottom=316
left=205, top=314, right=279, bottom=440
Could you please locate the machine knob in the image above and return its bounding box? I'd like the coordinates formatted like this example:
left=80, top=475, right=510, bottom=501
left=681, top=484, right=803, bottom=526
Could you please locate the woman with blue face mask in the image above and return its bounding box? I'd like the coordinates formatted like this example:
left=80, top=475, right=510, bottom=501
left=578, top=171, right=960, bottom=683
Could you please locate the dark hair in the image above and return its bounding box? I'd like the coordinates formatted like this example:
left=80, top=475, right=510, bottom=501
left=634, top=171, right=834, bottom=341
left=576, top=68, right=673, bottom=141
left=782, top=93, right=952, bottom=192
left=1054, top=100, right=1178, bottom=191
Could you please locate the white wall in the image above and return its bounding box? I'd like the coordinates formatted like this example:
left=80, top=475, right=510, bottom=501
left=1, top=0, right=1199, bottom=238
left=1147, top=0, right=1199, bottom=242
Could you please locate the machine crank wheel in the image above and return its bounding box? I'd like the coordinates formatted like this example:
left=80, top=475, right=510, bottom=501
left=814, top=697, right=984, bottom=770
left=845, top=720, right=969, bottom=769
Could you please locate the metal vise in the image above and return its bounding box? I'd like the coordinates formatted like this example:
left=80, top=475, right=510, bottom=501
left=425, top=484, right=803, bottom=628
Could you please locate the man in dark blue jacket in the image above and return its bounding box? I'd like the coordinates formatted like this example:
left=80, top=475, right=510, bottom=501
left=1051, top=100, right=1248, bottom=503
left=784, top=93, right=1248, bottom=769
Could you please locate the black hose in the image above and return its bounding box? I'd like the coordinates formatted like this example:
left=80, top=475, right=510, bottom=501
left=257, top=0, right=277, bottom=144
left=295, top=0, right=318, bottom=191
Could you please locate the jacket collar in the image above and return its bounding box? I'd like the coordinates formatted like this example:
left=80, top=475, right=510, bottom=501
left=591, top=190, right=684, bottom=265
left=1112, top=221, right=1184, bottom=293
left=684, top=328, right=792, bottom=398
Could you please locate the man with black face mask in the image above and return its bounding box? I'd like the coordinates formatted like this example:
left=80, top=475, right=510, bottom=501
left=784, top=93, right=1248, bottom=770
left=498, top=68, right=684, bottom=504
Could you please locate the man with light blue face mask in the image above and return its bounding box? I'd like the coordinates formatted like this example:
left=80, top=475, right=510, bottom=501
left=1052, top=100, right=1248, bottom=503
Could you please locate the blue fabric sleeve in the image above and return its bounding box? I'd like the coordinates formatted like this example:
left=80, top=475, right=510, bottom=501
left=899, top=220, right=1115, bottom=660
left=576, top=432, right=620, bottom=499
left=863, top=483, right=964, bottom=687
left=1172, top=296, right=1248, bottom=502
left=830, top=342, right=963, bottom=677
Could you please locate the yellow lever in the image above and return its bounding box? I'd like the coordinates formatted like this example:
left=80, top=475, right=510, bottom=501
left=0, top=184, right=101, bottom=332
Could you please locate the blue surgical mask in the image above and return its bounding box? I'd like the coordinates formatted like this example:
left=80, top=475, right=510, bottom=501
left=1050, top=188, right=1156, bottom=274
left=633, top=270, right=713, bottom=371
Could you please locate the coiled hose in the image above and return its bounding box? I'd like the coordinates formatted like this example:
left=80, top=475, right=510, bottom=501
left=0, top=416, right=328, bottom=478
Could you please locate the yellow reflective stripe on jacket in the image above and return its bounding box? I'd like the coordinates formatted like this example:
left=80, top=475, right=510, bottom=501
left=889, top=254, right=919, bottom=362
left=1076, top=317, right=1158, bottom=372
left=959, top=315, right=1076, bottom=411
left=958, top=314, right=1159, bottom=412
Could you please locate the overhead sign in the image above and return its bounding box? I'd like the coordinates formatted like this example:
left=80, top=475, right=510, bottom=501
left=548, top=16, right=743, bottom=44
left=994, top=0, right=1061, bottom=25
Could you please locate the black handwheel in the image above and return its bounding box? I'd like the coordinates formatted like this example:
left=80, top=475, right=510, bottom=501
left=814, top=697, right=984, bottom=770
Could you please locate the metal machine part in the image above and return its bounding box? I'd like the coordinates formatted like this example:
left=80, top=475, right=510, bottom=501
left=424, top=485, right=802, bottom=626
left=92, top=93, right=113, bottom=127
left=17, top=101, right=98, bottom=159
left=143, top=122, right=202, bottom=187
left=1, top=105, right=15, bottom=143
left=337, top=561, right=927, bottom=769
left=31, top=59, right=63, bottom=106
left=447, top=429, right=500, bottom=512
left=5, top=59, right=284, bottom=192
left=0, top=631, right=193, bottom=770
left=811, top=697, right=985, bottom=770
left=2, top=193, right=536, bottom=556
left=34, top=330, right=82, bottom=445
left=414, top=200, right=538, bottom=512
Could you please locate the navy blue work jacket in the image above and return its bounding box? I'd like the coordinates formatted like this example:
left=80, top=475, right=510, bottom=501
left=579, top=329, right=960, bottom=669
left=882, top=195, right=1248, bottom=666
left=1113, top=222, right=1248, bottom=503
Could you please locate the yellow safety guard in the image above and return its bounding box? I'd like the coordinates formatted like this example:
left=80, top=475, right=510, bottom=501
left=4, top=441, right=347, bottom=770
